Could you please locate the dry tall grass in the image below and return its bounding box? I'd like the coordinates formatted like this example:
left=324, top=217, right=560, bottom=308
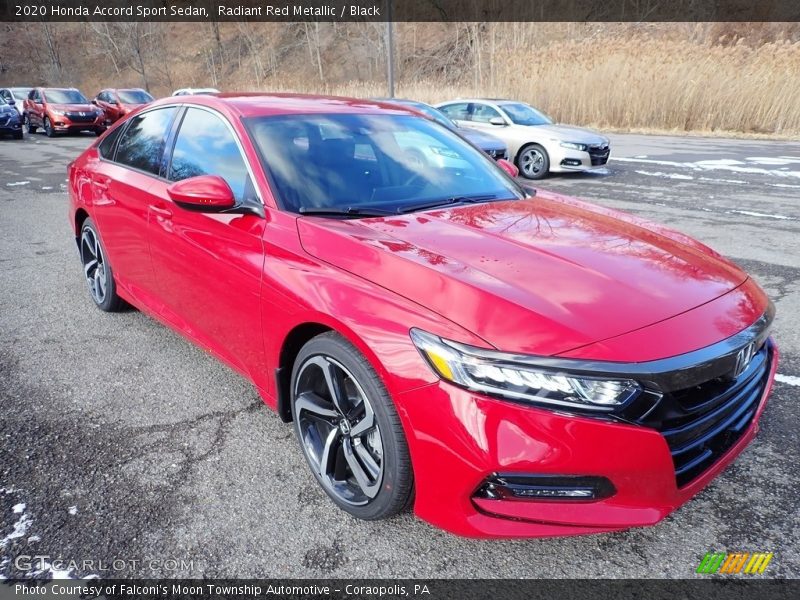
left=3, top=23, right=799, bottom=136
left=258, top=35, right=800, bottom=136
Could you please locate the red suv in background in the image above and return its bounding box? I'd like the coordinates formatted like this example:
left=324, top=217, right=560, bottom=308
left=24, top=87, right=105, bottom=137
left=93, top=88, right=154, bottom=125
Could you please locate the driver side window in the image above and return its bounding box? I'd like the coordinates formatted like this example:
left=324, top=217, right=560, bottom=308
left=168, top=107, right=252, bottom=203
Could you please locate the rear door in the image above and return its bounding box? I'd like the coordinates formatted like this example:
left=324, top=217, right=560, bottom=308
left=147, top=106, right=266, bottom=374
left=90, top=106, right=179, bottom=305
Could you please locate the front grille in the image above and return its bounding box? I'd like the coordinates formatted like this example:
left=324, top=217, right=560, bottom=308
left=65, top=112, right=95, bottom=123
left=588, top=144, right=610, bottom=166
left=641, top=341, right=772, bottom=487
left=486, top=148, right=508, bottom=160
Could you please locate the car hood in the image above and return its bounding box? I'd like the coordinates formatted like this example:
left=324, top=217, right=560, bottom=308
left=458, top=127, right=506, bottom=150
left=52, top=103, right=96, bottom=112
left=529, top=123, right=608, bottom=145
left=297, top=192, right=748, bottom=356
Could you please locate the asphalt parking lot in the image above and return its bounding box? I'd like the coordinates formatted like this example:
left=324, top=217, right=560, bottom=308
left=1, top=131, right=799, bottom=579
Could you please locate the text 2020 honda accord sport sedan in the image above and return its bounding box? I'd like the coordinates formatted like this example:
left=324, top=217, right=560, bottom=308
left=68, top=94, right=777, bottom=538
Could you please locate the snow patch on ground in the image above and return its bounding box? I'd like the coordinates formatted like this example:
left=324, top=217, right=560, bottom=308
left=634, top=170, right=694, bottom=180
left=728, top=210, right=793, bottom=221
left=613, top=156, right=800, bottom=180
left=698, top=176, right=749, bottom=185
left=775, top=374, right=800, bottom=387
left=6, top=181, right=30, bottom=187
left=1, top=490, right=84, bottom=580
left=68, top=506, right=78, bottom=515
left=746, top=156, right=800, bottom=165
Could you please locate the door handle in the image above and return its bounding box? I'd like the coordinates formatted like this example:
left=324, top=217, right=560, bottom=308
left=150, top=204, right=173, bottom=219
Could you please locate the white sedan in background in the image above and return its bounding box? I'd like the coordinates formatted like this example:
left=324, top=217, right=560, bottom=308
left=171, top=88, right=220, bottom=96
left=436, top=99, right=610, bottom=179
left=0, top=87, right=33, bottom=114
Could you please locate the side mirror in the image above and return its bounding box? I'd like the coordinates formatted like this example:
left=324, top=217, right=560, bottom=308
left=7, top=98, right=15, bottom=105
left=167, top=175, right=236, bottom=212
left=489, top=116, right=506, bottom=126
left=497, top=158, right=519, bottom=178
left=91, top=99, right=98, bottom=105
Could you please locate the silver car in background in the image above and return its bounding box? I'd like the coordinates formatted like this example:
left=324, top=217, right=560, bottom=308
left=436, top=99, right=610, bottom=179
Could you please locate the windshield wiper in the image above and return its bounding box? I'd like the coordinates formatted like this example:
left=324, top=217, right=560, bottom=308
left=298, top=206, right=395, bottom=218
left=397, top=194, right=507, bottom=214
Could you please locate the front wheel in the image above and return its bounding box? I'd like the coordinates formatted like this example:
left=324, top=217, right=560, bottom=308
left=44, top=116, right=55, bottom=138
left=516, top=143, right=550, bottom=180
left=291, top=332, right=413, bottom=520
left=79, top=218, right=124, bottom=312
left=24, top=114, right=37, bottom=134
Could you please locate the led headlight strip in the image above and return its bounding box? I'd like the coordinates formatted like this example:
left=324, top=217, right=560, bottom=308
left=410, top=328, right=641, bottom=412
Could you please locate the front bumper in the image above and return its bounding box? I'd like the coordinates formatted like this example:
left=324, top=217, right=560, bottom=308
left=550, top=145, right=610, bottom=172
left=397, top=341, right=778, bottom=538
left=0, top=115, right=22, bottom=132
left=51, top=114, right=104, bottom=132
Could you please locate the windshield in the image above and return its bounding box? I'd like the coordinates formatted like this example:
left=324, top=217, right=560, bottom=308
left=0, top=97, right=7, bottom=106
left=246, top=113, right=523, bottom=216
left=501, top=103, right=552, bottom=126
left=117, top=89, right=154, bottom=104
left=45, top=89, right=88, bottom=104
left=10, top=88, right=32, bottom=100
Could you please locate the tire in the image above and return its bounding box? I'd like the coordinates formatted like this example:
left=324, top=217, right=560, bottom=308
left=44, top=116, right=55, bottom=138
left=516, top=143, right=550, bottom=180
left=290, top=332, right=413, bottom=520
left=79, top=218, right=124, bottom=312
left=24, top=114, right=37, bottom=134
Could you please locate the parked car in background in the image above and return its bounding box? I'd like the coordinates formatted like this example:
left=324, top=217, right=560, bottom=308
left=374, top=98, right=508, bottom=161
left=171, top=88, right=219, bottom=96
left=0, top=87, right=33, bottom=115
left=93, top=88, right=154, bottom=125
left=24, top=88, right=105, bottom=137
left=437, top=99, right=610, bottom=179
left=0, top=96, right=23, bottom=139
left=68, top=94, right=776, bottom=539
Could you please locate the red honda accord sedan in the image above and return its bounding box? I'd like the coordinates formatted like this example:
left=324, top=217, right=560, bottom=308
left=68, top=94, right=777, bottom=538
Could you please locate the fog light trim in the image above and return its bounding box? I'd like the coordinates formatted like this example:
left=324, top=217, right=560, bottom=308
left=475, top=473, right=616, bottom=502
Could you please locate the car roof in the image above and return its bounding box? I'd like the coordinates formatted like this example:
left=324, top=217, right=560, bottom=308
left=151, top=93, right=419, bottom=118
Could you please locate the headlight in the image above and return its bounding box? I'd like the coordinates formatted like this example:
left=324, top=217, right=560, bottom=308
left=560, top=141, right=588, bottom=151
left=410, top=329, right=641, bottom=411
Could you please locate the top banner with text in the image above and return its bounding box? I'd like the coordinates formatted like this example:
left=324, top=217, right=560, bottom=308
left=2, top=0, right=800, bottom=22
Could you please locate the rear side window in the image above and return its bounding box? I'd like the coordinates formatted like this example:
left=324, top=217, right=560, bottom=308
left=439, top=102, right=469, bottom=120
left=168, top=107, right=249, bottom=202
left=114, top=107, right=177, bottom=175
left=97, top=125, right=124, bottom=159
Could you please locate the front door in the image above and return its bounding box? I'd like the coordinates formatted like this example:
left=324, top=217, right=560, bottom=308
left=148, top=106, right=266, bottom=375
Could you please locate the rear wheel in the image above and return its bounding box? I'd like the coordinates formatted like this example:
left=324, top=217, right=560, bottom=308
left=79, top=218, right=124, bottom=312
left=291, top=333, right=413, bottom=520
left=24, top=114, right=36, bottom=134
left=44, top=116, right=55, bottom=138
left=516, top=143, right=550, bottom=179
